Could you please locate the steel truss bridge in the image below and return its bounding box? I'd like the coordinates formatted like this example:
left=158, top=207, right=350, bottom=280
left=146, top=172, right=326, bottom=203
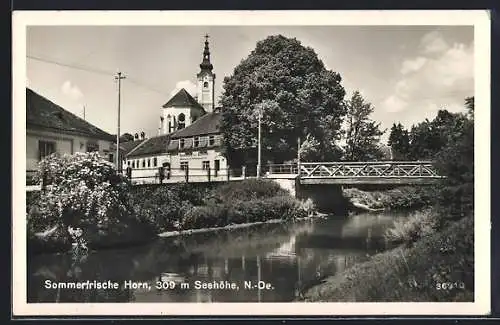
left=266, top=161, right=444, bottom=185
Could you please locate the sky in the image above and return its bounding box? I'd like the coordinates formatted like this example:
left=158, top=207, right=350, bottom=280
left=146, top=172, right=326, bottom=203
left=26, top=25, right=474, bottom=143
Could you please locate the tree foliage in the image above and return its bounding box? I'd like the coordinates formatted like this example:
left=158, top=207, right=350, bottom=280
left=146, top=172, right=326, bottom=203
left=388, top=123, right=410, bottom=160
left=408, top=109, right=470, bottom=160
left=120, top=133, right=135, bottom=142
left=220, top=35, right=346, bottom=166
left=342, top=91, right=385, bottom=161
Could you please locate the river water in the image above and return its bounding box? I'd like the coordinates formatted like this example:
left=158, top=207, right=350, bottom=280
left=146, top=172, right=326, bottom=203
left=27, top=212, right=408, bottom=303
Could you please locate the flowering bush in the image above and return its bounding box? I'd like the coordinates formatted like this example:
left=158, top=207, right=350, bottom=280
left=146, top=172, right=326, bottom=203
left=28, top=152, right=154, bottom=249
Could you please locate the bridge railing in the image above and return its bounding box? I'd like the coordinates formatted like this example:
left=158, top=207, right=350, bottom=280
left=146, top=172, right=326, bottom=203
left=266, top=164, right=299, bottom=175
left=266, top=161, right=443, bottom=178
left=300, top=161, right=442, bottom=178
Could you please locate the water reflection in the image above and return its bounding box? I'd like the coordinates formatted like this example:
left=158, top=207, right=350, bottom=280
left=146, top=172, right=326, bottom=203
left=28, top=212, right=405, bottom=302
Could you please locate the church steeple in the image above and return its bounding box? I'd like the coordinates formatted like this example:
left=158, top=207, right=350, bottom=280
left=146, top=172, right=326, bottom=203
left=197, top=34, right=216, bottom=113
left=199, top=34, right=213, bottom=73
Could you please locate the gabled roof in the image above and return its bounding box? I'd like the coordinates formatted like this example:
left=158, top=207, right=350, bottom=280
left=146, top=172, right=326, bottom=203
left=26, top=88, right=114, bottom=141
left=126, top=134, right=171, bottom=157
left=162, top=88, right=205, bottom=112
left=170, top=111, right=221, bottom=139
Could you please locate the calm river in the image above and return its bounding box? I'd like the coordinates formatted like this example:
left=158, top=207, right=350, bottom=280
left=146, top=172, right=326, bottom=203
left=28, top=212, right=408, bottom=303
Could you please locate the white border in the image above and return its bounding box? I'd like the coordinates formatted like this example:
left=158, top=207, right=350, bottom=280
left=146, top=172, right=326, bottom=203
left=12, top=10, right=491, bottom=316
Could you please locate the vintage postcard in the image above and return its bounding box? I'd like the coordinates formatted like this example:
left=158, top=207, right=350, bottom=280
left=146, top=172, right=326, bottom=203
left=12, top=10, right=490, bottom=316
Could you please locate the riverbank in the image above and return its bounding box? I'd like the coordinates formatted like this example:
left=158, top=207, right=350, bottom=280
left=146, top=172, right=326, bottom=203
left=27, top=179, right=314, bottom=254
left=299, top=213, right=473, bottom=302
left=158, top=212, right=325, bottom=238
left=343, top=186, right=433, bottom=212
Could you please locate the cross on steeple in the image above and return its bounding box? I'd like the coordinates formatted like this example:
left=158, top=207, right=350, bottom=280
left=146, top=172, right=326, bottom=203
left=200, top=33, right=213, bottom=72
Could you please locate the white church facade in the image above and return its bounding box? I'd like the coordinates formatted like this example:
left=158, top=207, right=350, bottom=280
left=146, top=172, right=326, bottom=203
left=123, top=35, right=232, bottom=184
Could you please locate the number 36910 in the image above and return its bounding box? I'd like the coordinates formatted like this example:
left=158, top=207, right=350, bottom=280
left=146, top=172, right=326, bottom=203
left=436, top=282, right=465, bottom=290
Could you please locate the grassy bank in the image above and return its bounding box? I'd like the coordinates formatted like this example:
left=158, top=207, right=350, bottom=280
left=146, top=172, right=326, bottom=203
left=28, top=175, right=313, bottom=254
left=343, top=186, right=434, bottom=212
left=300, top=213, right=473, bottom=302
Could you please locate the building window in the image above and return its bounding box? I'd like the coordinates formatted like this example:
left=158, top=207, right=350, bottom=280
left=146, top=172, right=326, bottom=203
left=194, top=137, right=199, bottom=147
left=214, top=159, right=220, bottom=171
left=108, top=153, right=114, bottom=163
left=202, top=161, right=210, bottom=170
left=180, top=138, right=185, bottom=149
left=86, top=140, right=99, bottom=152
left=204, top=81, right=209, bottom=88
left=132, top=161, right=135, bottom=168
left=153, top=158, right=157, bottom=167
left=209, top=135, right=215, bottom=146
left=147, top=159, right=151, bottom=167
left=142, top=159, right=146, bottom=168
left=180, top=161, right=189, bottom=171
left=38, top=140, right=56, bottom=160
left=127, top=161, right=131, bottom=166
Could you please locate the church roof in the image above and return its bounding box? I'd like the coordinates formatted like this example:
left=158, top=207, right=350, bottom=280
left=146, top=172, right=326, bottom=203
left=170, top=111, right=222, bottom=139
left=162, top=88, right=205, bottom=111
left=26, top=88, right=114, bottom=141
left=126, top=134, right=171, bottom=158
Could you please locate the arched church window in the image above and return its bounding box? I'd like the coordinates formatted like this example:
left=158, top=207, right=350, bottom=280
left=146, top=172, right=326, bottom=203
left=178, top=113, right=186, bottom=130
left=204, top=81, right=209, bottom=88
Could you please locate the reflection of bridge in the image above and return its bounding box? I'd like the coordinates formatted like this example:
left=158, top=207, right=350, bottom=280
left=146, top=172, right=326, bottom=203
left=267, top=161, right=444, bottom=185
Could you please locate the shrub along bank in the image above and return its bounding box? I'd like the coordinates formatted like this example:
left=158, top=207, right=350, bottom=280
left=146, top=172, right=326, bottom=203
left=343, top=186, right=435, bottom=212
left=27, top=154, right=311, bottom=254
left=129, top=178, right=310, bottom=233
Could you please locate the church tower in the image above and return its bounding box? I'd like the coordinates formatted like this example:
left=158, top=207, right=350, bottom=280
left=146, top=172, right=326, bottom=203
left=196, top=34, right=216, bottom=113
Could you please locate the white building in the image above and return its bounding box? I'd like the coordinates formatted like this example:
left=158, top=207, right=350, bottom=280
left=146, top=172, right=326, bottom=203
left=124, top=35, right=232, bottom=184
left=26, top=88, right=114, bottom=183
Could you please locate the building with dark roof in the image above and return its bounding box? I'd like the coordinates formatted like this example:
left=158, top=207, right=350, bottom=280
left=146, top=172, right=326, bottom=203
left=26, top=87, right=115, bottom=174
left=123, top=36, right=229, bottom=184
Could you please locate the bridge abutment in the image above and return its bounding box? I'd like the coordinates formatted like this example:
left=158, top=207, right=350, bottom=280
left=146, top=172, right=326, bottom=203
left=270, top=177, right=349, bottom=216
left=295, top=178, right=349, bottom=216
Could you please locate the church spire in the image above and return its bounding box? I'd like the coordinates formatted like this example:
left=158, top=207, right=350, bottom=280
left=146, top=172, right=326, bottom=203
left=199, top=34, right=213, bottom=72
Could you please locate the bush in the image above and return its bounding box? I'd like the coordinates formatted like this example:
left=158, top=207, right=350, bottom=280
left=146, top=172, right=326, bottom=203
left=128, top=184, right=214, bottom=232
left=28, top=152, right=154, bottom=250
left=181, top=205, right=229, bottom=229
left=213, top=179, right=288, bottom=203
left=343, top=186, right=433, bottom=211
left=384, top=209, right=439, bottom=245
left=178, top=195, right=308, bottom=230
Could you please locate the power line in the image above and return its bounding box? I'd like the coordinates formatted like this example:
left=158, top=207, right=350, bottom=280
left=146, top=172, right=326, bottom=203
left=27, top=54, right=172, bottom=97
left=27, top=55, right=115, bottom=77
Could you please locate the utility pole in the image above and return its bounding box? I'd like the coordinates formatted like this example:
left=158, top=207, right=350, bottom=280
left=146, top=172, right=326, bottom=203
left=257, top=106, right=262, bottom=178
left=297, top=137, right=301, bottom=175
left=83, top=105, right=86, bottom=120
left=115, top=72, right=126, bottom=174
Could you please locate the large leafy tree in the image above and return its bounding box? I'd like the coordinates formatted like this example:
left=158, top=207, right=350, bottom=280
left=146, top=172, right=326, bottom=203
left=432, top=98, right=474, bottom=219
left=387, top=123, right=410, bottom=160
left=408, top=109, right=469, bottom=160
left=342, top=91, right=385, bottom=161
left=220, top=35, right=346, bottom=167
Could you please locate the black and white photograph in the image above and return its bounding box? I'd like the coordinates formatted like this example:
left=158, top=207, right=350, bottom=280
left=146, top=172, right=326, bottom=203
left=12, top=10, right=490, bottom=316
